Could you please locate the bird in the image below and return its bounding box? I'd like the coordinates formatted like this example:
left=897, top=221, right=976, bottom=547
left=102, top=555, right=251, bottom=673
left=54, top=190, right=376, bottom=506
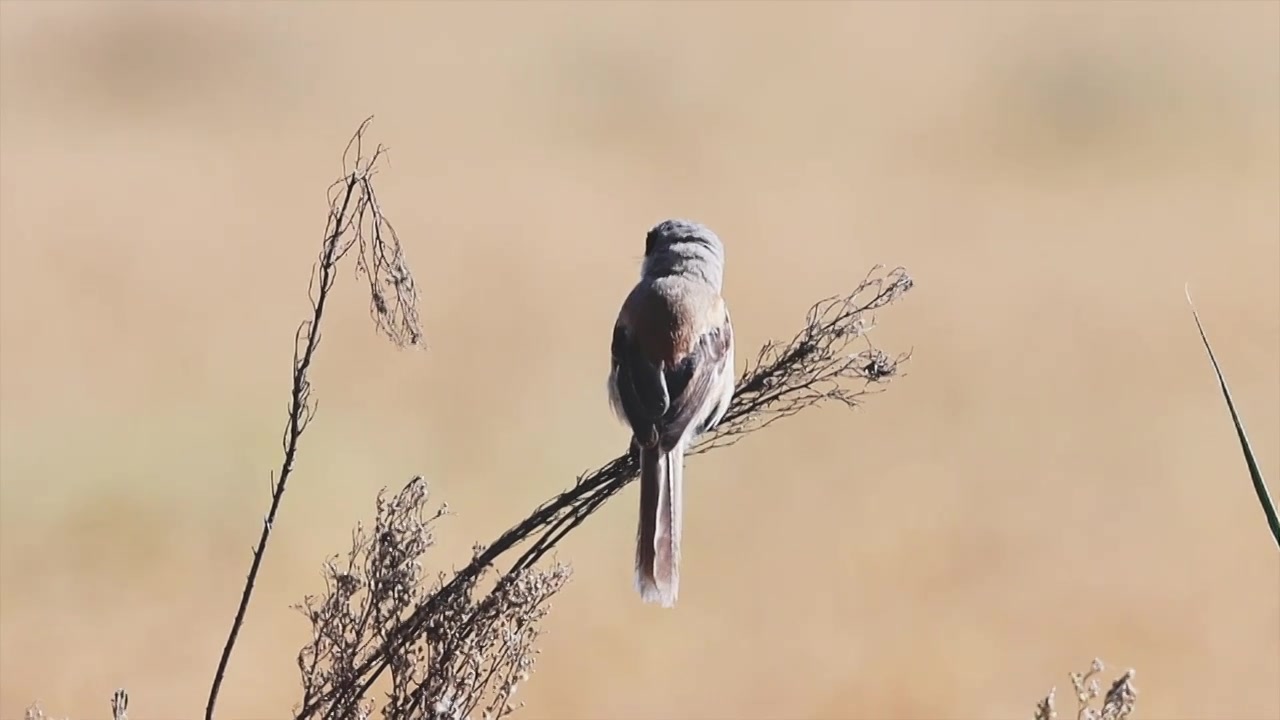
left=607, top=218, right=736, bottom=608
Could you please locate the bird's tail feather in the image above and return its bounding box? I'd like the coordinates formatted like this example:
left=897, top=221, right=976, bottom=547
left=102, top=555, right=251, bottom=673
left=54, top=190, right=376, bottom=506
left=636, top=442, right=683, bottom=608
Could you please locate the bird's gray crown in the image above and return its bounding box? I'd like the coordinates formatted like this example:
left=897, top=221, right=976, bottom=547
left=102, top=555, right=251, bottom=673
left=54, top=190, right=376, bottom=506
left=641, top=218, right=726, bottom=289
left=644, top=218, right=723, bottom=256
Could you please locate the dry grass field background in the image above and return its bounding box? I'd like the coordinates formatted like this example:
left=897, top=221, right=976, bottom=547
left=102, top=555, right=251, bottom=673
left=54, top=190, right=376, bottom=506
left=1, top=2, right=1277, bottom=718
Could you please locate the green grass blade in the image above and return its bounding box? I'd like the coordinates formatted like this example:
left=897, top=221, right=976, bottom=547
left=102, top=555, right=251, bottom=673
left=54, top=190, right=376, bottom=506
left=1185, top=285, right=1279, bottom=552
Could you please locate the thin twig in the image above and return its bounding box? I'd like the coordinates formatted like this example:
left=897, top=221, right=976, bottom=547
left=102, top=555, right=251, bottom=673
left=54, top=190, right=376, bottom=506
left=206, top=117, right=421, bottom=720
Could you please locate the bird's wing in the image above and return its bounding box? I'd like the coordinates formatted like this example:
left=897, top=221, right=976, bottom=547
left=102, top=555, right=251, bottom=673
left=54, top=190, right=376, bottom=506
left=658, top=305, right=734, bottom=451
left=611, top=320, right=668, bottom=447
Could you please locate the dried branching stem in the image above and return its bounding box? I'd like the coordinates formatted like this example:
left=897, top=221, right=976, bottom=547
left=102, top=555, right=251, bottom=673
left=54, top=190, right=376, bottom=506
left=205, top=117, right=422, bottom=720
left=294, top=475, right=571, bottom=719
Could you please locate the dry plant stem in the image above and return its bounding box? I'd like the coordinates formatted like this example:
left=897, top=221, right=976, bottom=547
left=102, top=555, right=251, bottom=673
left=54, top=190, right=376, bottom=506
left=296, top=265, right=914, bottom=719
left=206, top=117, right=421, bottom=720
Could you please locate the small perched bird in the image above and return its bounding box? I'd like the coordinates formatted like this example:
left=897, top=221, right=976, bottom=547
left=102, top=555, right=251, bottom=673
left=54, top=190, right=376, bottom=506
left=607, top=219, right=736, bottom=608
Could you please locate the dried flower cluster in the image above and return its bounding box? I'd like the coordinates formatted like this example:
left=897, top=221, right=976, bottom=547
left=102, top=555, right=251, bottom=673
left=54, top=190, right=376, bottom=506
left=694, top=265, right=913, bottom=455
left=294, top=477, right=569, bottom=720
left=1034, top=658, right=1139, bottom=720
left=330, top=120, right=422, bottom=349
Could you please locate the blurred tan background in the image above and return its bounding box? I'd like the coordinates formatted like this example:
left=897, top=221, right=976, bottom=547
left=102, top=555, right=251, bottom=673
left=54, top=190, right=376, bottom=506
left=1, top=2, right=1277, bottom=718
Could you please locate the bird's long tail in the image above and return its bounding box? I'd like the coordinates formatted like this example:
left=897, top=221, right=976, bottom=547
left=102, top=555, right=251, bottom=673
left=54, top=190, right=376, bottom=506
left=636, top=441, right=684, bottom=608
